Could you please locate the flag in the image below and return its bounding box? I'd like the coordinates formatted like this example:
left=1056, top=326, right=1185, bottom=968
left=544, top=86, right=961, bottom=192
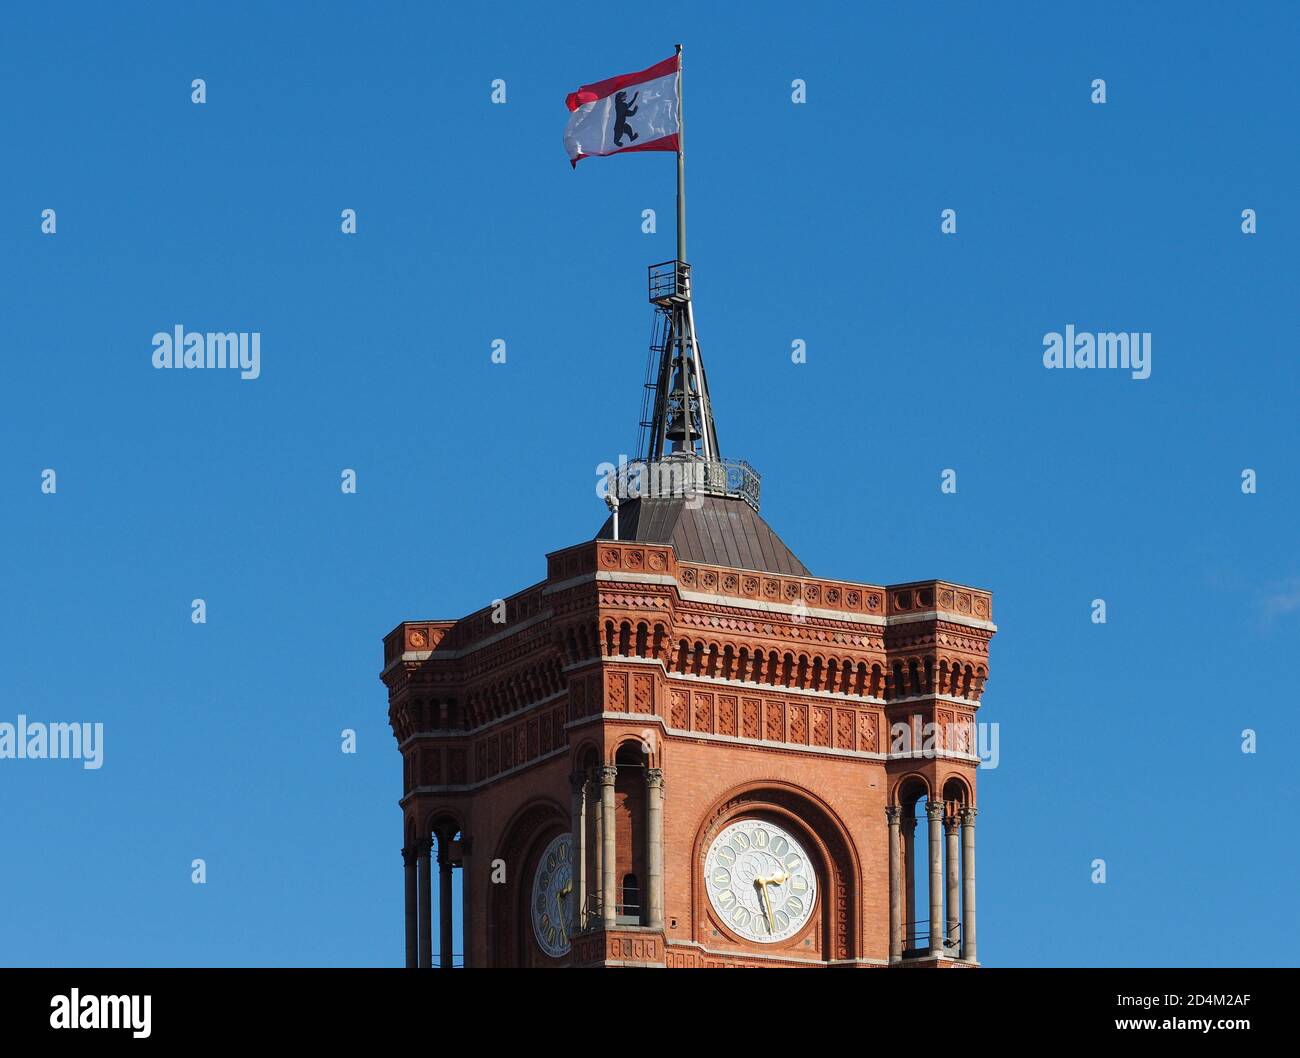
left=563, top=54, right=680, bottom=167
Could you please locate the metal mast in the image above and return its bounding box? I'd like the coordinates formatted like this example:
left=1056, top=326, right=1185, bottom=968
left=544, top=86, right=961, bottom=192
left=676, top=42, right=686, bottom=264
left=643, top=44, right=719, bottom=465
left=627, top=44, right=761, bottom=512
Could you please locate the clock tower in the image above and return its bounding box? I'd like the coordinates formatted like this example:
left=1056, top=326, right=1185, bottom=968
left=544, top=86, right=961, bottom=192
left=382, top=258, right=994, bottom=968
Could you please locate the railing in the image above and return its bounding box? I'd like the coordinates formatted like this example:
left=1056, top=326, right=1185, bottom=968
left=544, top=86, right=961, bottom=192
left=721, top=459, right=762, bottom=510
left=582, top=894, right=642, bottom=928
left=648, top=259, right=691, bottom=304
left=902, top=920, right=962, bottom=957
left=607, top=456, right=762, bottom=512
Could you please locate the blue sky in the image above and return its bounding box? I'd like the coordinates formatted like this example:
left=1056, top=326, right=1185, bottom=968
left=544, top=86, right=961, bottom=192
left=1, top=1, right=1297, bottom=967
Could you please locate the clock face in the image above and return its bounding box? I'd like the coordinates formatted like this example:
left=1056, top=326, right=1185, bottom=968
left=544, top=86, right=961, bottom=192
left=530, top=833, right=576, bottom=958
left=704, top=818, right=817, bottom=944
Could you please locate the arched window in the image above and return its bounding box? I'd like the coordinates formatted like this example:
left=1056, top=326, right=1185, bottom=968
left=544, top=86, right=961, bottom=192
left=621, top=873, right=640, bottom=919
left=610, top=744, right=648, bottom=925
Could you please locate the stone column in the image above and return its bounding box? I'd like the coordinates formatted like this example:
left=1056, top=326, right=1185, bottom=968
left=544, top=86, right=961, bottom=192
left=885, top=806, right=902, bottom=963
left=437, top=831, right=454, bottom=969
left=646, top=768, right=665, bottom=929
left=946, top=811, right=960, bottom=950
left=416, top=837, right=432, bottom=968
left=460, top=836, right=473, bottom=969
left=600, top=765, right=618, bottom=928
left=592, top=781, right=603, bottom=921
left=402, top=845, right=418, bottom=969
left=570, top=771, right=587, bottom=929
left=902, top=812, right=917, bottom=950
left=960, top=807, right=977, bottom=963
left=926, top=800, right=944, bottom=956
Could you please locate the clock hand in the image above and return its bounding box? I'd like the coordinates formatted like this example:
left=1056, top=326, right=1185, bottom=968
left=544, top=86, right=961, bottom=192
left=752, top=868, right=792, bottom=934
left=555, top=881, right=574, bottom=941
left=752, top=877, right=776, bottom=933
left=761, top=882, right=776, bottom=933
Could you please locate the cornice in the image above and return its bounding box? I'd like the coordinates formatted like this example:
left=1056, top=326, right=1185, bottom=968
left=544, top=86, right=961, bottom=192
left=399, top=741, right=570, bottom=797
left=605, top=653, right=888, bottom=707
left=396, top=687, right=569, bottom=744
left=560, top=571, right=997, bottom=632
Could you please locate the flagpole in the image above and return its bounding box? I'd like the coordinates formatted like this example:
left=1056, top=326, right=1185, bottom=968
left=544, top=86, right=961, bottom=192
left=676, top=42, right=685, bottom=264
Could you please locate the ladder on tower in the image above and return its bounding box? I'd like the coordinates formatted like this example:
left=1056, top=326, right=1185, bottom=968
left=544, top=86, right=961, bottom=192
left=636, top=305, right=673, bottom=461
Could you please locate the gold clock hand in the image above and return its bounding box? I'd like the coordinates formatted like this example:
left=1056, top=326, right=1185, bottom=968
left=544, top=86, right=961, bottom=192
left=752, top=877, right=774, bottom=932
left=555, top=881, right=573, bottom=942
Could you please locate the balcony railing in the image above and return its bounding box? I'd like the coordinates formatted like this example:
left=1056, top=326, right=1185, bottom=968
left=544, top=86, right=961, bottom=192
left=902, top=920, right=962, bottom=957
left=582, top=894, right=642, bottom=929
left=607, top=456, right=761, bottom=512
left=648, top=260, right=691, bottom=305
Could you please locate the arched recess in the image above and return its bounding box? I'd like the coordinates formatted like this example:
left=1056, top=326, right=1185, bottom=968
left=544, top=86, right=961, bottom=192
left=891, top=772, right=932, bottom=811
left=423, top=810, right=466, bottom=968
left=890, top=773, right=934, bottom=955
left=941, top=774, right=973, bottom=811
left=570, top=737, right=602, bottom=774
left=488, top=798, right=569, bottom=967
left=424, top=809, right=464, bottom=840
left=610, top=741, right=649, bottom=925
left=611, top=732, right=658, bottom=770
left=691, top=780, right=863, bottom=963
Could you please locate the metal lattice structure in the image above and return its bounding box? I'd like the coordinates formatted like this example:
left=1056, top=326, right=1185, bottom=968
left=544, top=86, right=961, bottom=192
left=633, top=260, right=761, bottom=511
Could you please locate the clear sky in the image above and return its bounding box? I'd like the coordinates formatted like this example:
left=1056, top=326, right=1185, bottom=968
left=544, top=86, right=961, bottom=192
left=2, top=2, right=1297, bottom=967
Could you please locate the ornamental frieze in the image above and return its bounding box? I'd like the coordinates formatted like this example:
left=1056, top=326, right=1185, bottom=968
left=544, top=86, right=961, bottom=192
left=666, top=686, right=884, bottom=756
left=588, top=542, right=992, bottom=628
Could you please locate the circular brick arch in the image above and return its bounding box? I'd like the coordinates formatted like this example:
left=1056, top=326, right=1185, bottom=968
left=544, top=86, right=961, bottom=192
left=612, top=732, right=659, bottom=768
left=570, top=737, right=602, bottom=772
left=941, top=773, right=974, bottom=807
left=691, top=780, right=863, bottom=963
left=422, top=809, right=464, bottom=842
left=488, top=798, right=568, bottom=967
left=891, top=771, right=933, bottom=808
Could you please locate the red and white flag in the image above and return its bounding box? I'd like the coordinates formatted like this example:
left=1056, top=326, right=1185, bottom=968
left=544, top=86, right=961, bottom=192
left=563, top=54, right=680, bottom=167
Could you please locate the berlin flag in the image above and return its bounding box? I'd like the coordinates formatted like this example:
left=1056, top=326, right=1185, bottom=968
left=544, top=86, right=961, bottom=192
left=563, top=54, right=680, bottom=166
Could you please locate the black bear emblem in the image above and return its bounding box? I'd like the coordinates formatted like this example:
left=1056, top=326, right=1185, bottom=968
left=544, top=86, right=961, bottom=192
left=613, top=90, right=639, bottom=147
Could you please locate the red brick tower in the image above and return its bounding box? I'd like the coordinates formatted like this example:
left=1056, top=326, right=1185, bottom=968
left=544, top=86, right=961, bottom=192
left=382, top=260, right=994, bottom=968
